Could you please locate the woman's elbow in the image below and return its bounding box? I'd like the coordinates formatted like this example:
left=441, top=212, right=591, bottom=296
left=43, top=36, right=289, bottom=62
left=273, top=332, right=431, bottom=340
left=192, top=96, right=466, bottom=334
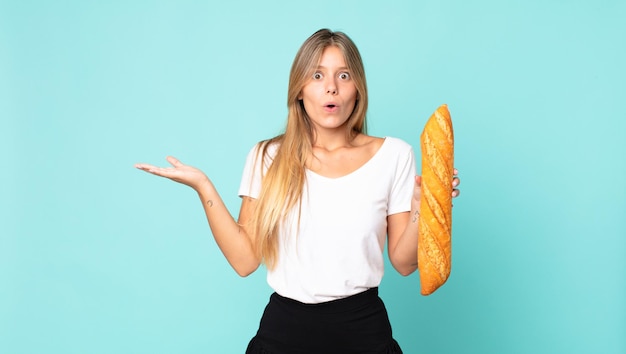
left=233, top=261, right=260, bottom=277
left=391, top=261, right=418, bottom=277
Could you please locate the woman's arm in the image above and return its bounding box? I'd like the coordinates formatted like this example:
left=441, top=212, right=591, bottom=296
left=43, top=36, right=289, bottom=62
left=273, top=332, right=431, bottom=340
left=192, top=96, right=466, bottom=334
left=135, top=156, right=260, bottom=277
left=387, top=175, right=421, bottom=276
left=387, top=211, right=419, bottom=276
left=196, top=182, right=260, bottom=276
left=387, top=172, right=460, bottom=276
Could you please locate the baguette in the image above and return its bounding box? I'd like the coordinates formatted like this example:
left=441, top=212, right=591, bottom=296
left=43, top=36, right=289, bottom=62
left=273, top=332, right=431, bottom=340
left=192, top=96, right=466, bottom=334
left=418, top=104, right=454, bottom=296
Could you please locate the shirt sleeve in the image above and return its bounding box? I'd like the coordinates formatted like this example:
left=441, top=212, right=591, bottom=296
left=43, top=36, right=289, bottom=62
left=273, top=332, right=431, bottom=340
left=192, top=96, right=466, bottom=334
left=238, top=144, right=262, bottom=199
left=238, top=142, right=276, bottom=199
left=387, top=141, right=416, bottom=215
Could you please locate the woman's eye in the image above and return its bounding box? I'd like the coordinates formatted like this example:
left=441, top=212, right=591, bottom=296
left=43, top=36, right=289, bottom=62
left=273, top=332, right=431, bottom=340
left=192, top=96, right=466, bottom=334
left=339, top=72, right=350, bottom=80
left=313, top=72, right=323, bottom=80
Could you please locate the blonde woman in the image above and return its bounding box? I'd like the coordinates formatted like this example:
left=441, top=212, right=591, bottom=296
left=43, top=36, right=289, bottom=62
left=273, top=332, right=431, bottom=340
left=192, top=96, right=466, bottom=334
left=136, top=28, right=460, bottom=353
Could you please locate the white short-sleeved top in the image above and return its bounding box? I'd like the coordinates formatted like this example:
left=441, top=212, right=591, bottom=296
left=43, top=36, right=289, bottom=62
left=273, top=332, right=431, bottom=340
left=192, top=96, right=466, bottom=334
left=238, top=137, right=416, bottom=303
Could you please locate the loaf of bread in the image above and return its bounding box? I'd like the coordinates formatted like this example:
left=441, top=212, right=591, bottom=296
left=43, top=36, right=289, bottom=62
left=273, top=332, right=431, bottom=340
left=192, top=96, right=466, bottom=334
left=418, top=104, right=454, bottom=296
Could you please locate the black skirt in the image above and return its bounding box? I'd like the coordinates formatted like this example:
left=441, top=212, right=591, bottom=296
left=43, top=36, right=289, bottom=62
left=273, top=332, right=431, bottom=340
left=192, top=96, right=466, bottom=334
left=246, top=288, right=403, bottom=354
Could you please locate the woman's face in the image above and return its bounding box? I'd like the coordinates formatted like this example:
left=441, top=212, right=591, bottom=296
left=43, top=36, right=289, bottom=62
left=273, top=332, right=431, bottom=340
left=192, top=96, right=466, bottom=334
left=299, top=46, right=358, bottom=134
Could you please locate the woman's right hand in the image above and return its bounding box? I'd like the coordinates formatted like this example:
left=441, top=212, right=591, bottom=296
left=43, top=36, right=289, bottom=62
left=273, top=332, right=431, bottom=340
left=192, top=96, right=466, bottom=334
left=135, top=156, right=210, bottom=191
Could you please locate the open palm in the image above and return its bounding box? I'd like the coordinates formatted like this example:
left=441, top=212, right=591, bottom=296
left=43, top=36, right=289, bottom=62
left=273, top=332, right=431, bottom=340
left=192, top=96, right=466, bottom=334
left=135, top=156, right=210, bottom=190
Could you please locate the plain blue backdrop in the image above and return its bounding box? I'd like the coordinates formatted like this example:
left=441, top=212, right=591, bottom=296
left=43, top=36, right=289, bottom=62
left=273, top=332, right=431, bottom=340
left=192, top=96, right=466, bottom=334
left=1, top=0, right=625, bottom=353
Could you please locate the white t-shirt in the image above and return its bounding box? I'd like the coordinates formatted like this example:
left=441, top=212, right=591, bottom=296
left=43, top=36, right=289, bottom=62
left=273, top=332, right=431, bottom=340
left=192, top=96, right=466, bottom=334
left=238, top=137, right=416, bottom=303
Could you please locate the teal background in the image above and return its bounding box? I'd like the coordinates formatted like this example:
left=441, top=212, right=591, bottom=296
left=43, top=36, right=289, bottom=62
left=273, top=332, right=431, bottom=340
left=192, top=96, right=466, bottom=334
left=2, top=0, right=625, bottom=353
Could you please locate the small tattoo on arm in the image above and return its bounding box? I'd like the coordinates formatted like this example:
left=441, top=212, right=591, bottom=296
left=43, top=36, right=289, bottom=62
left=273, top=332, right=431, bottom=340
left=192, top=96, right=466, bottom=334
left=207, top=200, right=214, bottom=207
left=412, top=210, right=420, bottom=223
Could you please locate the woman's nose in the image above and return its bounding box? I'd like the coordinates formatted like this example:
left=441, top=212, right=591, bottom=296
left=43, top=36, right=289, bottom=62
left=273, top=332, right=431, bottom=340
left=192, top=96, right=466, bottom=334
left=326, top=77, right=337, bottom=95
left=326, top=81, right=337, bottom=95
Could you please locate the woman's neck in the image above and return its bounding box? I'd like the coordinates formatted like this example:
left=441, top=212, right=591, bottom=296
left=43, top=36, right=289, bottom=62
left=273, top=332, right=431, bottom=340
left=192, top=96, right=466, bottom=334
left=312, top=129, right=358, bottom=152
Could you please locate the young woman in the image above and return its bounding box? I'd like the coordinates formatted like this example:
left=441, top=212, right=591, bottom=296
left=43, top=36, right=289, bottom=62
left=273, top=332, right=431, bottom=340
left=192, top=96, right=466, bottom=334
left=135, top=28, right=460, bottom=354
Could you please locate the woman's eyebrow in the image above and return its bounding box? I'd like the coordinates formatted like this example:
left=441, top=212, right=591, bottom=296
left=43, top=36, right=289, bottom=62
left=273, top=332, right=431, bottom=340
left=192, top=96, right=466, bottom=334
left=315, top=65, right=350, bottom=71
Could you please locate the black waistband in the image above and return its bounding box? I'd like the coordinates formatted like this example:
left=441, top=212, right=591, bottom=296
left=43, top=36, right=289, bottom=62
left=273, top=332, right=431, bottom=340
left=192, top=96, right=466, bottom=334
left=271, top=287, right=379, bottom=314
left=250, top=287, right=401, bottom=353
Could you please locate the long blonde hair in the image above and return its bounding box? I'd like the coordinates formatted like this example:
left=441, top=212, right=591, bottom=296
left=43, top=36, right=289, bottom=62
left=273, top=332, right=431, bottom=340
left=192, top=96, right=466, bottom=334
left=252, top=29, right=369, bottom=269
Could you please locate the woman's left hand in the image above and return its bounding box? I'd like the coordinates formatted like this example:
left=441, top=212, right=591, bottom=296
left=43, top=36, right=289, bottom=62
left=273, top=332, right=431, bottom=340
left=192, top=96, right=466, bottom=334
left=412, top=168, right=461, bottom=210
left=452, top=168, right=461, bottom=198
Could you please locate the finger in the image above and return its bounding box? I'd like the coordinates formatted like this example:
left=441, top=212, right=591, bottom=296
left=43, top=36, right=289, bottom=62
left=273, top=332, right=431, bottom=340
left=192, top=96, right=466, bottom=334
left=166, top=156, right=183, bottom=167
left=145, top=166, right=179, bottom=178
left=453, top=168, right=458, bottom=176
left=135, top=163, right=157, bottom=171
left=415, top=175, right=422, bottom=187
left=452, top=189, right=460, bottom=198
left=452, top=176, right=460, bottom=188
left=135, top=164, right=170, bottom=176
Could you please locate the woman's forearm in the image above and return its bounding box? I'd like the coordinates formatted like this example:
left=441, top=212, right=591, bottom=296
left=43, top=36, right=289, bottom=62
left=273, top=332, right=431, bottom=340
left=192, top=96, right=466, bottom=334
left=388, top=210, right=420, bottom=276
left=195, top=181, right=260, bottom=277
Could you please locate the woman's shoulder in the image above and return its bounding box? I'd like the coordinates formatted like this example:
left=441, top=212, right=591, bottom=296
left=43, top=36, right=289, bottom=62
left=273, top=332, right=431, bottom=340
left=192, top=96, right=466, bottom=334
left=247, top=136, right=282, bottom=156
left=242, top=137, right=283, bottom=170
left=353, top=134, right=413, bottom=157
left=357, top=134, right=410, bottom=146
left=381, top=136, right=414, bottom=154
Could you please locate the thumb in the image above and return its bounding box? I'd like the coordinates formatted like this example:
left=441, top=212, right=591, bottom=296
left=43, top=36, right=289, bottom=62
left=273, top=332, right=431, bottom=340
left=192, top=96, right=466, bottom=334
left=166, top=156, right=183, bottom=167
left=415, top=175, right=422, bottom=187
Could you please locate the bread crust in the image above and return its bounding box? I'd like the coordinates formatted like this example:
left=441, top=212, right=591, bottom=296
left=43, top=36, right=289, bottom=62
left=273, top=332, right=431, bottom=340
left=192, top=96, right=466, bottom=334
left=418, top=104, right=454, bottom=295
